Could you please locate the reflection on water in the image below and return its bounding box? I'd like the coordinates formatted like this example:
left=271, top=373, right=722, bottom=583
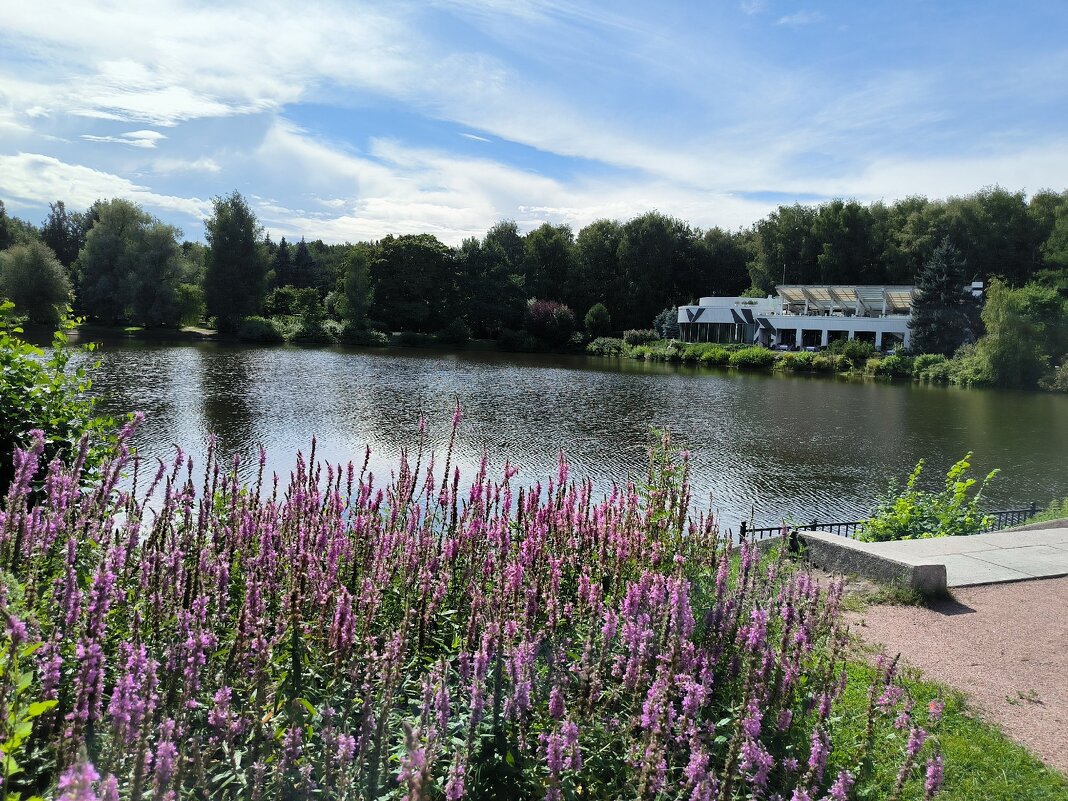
left=72, top=342, right=1068, bottom=531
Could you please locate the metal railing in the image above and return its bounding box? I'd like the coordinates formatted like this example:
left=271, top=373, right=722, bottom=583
left=740, top=503, right=1039, bottom=542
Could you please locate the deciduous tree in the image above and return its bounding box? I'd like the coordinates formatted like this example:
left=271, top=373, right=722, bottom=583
left=0, top=242, right=71, bottom=325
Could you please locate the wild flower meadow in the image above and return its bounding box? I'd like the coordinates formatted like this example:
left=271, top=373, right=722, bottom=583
left=0, top=411, right=943, bottom=800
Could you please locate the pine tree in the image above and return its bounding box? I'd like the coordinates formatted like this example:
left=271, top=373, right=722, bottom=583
left=204, top=192, right=267, bottom=332
left=908, top=238, right=979, bottom=355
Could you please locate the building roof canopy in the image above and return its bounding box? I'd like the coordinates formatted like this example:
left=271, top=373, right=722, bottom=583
left=776, top=285, right=915, bottom=315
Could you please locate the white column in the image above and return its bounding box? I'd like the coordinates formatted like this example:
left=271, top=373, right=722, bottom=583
left=795, top=328, right=804, bottom=348
left=875, top=331, right=883, bottom=350
left=847, top=329, right=855, bottom=341
left=820, top=329, right=829, bottom=347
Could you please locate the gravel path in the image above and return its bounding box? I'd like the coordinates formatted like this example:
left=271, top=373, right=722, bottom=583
left=847, top=576, right=1068, bottom=775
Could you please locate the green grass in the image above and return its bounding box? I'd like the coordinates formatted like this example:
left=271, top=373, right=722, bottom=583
left=836, top=661, right=1068, bottom=800
left=839, top=581, right=926, bottom=613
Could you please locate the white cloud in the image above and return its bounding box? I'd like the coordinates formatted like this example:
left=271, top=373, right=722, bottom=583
left=82, top=129, right=167, bottom=148
left=150, top=157, right=222, bottom=174
left=248, top=121, right=777, bottom=245
left=776, top=11, right=823, bottom=27
left=0, top=153, right=209, bottom=218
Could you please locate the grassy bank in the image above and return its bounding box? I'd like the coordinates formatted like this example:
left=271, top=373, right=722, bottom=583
left=838, top=661, right=1067, bottom=800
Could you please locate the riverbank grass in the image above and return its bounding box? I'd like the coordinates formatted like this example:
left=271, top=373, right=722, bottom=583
left=838, top=661, right=1068, bottom=800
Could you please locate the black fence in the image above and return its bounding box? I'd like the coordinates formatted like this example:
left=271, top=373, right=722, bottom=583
left=740, top=503, right=1039, bottom=542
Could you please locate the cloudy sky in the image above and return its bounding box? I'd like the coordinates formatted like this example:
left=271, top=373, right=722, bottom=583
left=1, top=1, right=1066, bottom=245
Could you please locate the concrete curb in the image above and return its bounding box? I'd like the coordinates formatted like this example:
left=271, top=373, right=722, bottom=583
left=791, top=531, right=948, bottom=596
left=997, top=517, right=1068, bottom=533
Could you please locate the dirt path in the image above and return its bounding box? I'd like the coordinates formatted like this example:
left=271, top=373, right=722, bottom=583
left=846, top=576, right=1068, bottom=774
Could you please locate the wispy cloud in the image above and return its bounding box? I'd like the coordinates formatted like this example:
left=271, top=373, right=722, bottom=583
left=776, top=10, right=823, bottom=27
left=0, top=153, right=210, bottom=218
left=82, top=129, right=167, bottom=148
left=0, top=0, right=1065, bottom=243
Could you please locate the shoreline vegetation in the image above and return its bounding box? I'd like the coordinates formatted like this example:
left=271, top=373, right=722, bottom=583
left=58, top=320, right=1054, bottom=392
left=3, top=185, right=1068, bottom=393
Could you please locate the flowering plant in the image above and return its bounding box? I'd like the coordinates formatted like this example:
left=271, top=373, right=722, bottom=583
left=0, top=416, right=942, bottom=799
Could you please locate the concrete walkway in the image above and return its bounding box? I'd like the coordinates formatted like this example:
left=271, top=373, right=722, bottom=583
left=796, top=524, right=1068, bottom=592
left=863, top=526, right=1068, bottom=587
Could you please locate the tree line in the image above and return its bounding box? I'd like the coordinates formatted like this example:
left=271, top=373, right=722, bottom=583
left=1, top=185, right=1067, bottom=351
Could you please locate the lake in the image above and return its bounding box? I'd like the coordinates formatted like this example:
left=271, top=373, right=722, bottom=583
left=72, top=341, right=1068, bottom=532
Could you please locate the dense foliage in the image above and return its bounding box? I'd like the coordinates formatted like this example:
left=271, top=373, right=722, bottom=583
left=858, top=454, right=997, bottom=542
left=4, top=185, right=1068, bottom=386
left=0, top=242, right=71, bottom=326
left=204, top=193, right=268, bottom=333
left=0, top=424, right=946, bottom=800
left=0, top=303, right=112, bottom=497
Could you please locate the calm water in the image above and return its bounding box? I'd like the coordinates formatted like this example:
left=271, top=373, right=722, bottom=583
left=71, top=342, right=1068, bottom=532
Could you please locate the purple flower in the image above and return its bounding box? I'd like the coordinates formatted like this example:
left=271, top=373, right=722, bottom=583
left=928, top=699, right=945, bottom=724
left=825, top=770, right=854, bottom=801
left=924, top=754, right=944, bottom=799
left=58, top=759, right=100, bottom=801
left=549, top=685, right=565, bottom=720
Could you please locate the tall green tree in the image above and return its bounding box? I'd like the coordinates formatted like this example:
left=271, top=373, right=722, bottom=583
left=571, top=219, right=625, bottom=317
left=128, top=222, right=184, bottom=327
left=908, top=238, right=979, bottom=355
left=0, top=242, right=72, bottom=325
left=76, top=199, right=153, bottom=324
left=975, top=279, right=1068, bottom=387
left=340, top=244, right=374, bottom=329
left=522, top=223, right=577, bottom=302
left=204, top=192, right=268, bottom=332
left=40, top=201, right=88, bottom=269
left=370, top=234, right=458, bottom=332
left=617, top=211, right=699, bottom=329
left=75, top=199, right=185, bottom=327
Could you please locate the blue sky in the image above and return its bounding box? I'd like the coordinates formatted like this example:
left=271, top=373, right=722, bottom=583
left=1, top=1, right=1066, bottom=245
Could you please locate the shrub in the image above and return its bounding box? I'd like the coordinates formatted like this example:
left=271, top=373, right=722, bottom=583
left=1027, top=496, right=1068, bottom=523
left=811, top=354, right=838, bottom=373
left=865, top=356, right=883, bottom=374
left=437, top=318, right=472, bottom=347
left=498, top=328, right=543, bottom=352
left=341, top=325, right=390, bottom=346
left=264, top=285, right=300, bottom=317
left=583, top=303, right=612, bottom=338
left=0, top=427, right=945, bottom=801
left=920, top=360, right=953, bottom=383
left=858, top=452, right=998, bottom=542
left=586, top=336, right=627, bottom=357
left=235, top=315, right=285, bottom=343
left=873, top=354, right=913, bottom=378
left=397, top=330, right=434, bottom=348
left=729, top=346, right=776, bottom=369
left=0, top=241, right=72, bottom=326
left=777, top=351, right=816, bottom=372
left=623, top=328, right=659, bottom=346
left=912, top=353, right=947, bottom=374
left=698, top=346, right=730, bottom=365
left=831, top=338, right=876, bottom=367
left=525, top=299, right=575, bottom=346
left=1042, top=358, right=1068, bottom=392
left=0, top=302, right=114, bottom=496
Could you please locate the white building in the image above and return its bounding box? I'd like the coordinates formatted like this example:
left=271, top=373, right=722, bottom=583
left=677, top=285, right=917, bottom=351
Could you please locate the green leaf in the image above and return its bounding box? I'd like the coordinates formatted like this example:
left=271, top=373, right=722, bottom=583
left=26, top=700, right=58, bottom=718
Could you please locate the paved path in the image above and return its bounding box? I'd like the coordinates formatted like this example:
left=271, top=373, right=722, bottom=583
left=863, top=526, right=1068, bottom=587
left=847, top=576, right=1068, bottom=774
